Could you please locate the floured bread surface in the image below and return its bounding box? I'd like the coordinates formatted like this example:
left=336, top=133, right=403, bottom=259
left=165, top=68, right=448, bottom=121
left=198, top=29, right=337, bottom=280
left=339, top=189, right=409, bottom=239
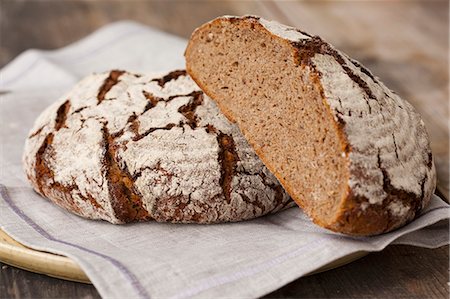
left=185, top=16, right=436, bottom=235
left=23, top=70, right=294, bottom=224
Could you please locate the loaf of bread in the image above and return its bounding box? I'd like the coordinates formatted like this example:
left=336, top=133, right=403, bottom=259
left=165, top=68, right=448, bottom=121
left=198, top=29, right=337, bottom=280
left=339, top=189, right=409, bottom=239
left=23, top=70, right=294, bottom=224
left=185, top=16, right=436, bottom=235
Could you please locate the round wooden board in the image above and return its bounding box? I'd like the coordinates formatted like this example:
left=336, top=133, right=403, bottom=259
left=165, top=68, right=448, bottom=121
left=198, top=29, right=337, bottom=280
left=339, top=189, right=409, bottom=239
left=0, top=228, right=367, bottom=284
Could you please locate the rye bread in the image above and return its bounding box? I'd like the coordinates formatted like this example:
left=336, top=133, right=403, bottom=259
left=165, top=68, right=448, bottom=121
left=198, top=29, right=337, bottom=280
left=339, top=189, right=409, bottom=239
left=185, top=16, right=436, bottom=235
left=23, top=70, right=294, bottom=224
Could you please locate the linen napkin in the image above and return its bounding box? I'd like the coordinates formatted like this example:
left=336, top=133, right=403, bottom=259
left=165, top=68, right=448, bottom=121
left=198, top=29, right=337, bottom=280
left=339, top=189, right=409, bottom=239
left=0, top=21, right=448, bottom=299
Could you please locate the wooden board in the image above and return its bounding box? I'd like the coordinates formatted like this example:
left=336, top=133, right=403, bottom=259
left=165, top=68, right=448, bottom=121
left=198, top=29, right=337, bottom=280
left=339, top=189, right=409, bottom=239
left=0, top=229, right=90, bottom=283
left=0, top=229, right=367, bottom=283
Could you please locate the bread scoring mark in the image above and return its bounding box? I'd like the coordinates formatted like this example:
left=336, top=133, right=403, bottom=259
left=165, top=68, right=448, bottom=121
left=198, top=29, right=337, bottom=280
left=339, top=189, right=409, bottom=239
left=226, top=15, right=260, bottom=24
left=217, top=132, right=239, bottom=204
left=392, top=133, right=399, bottom=159
left=35, top=133, right=55, bottom=196
left=34, top=101, right=105, bottom=214
left=132, top=123, right=177, bottom=142
left=101, top=124, right=151, bottom=222
left=205, top=124, right=217, bottom=134
left=151, top=70, right=187, bottom=87
left=376, top=148, right=382, bottom=169
left=142, top=91, right=161, bottom=107
left=292, top=37, right=375, bottom=114
left=342, top=154, right=426, bottom=234
left=380, top=167, right=423, bottom=216
left=29, top=126, right=44, bottom=138
left=349, top=58, right=377, bottom=83
left=427, top=152, right=433, bottom=169
left=72, top=106, right=88, bottom=114
left=177, top=91, right=204, bottom=129
left=54, top=100, right=71, bottom=130
left=97, top=70, right=125, bottom=104
left=35, top=100, right=72, bottom=195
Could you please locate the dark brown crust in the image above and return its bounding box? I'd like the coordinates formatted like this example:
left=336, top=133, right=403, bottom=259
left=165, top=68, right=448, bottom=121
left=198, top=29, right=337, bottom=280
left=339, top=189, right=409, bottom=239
left=290, top=35, right=429, bottom=235
left=54, top=100, right=71, bottom=130
left=151, top=70, right=187, bottom=87
left=25, top=69, right=293, bottom=224
left=185, top=16, right=433, bottom=236
left=142, top=91, right=161, bottom=107
left=101, top=124, right=151, bottom=222
left=217, top=132, right=239, bottom=204
left=33, top=100, right=104, bottom=216
left=29, top=126, right=45, bottom=138
left=177, top=91, right=203, bottom=128
left=97, top=70, right=125, bottom=104
left=131, top=91, right=205, bottom=141
left=291, top=37, right=375, bottom=114
left=258, top=171, right=286, bottom=213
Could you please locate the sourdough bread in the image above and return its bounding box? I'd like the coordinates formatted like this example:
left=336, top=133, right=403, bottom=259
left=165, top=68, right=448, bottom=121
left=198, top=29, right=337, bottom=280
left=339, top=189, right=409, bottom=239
left=23, top=70, right=293, bottom=224
left=185, top=16, right=436, bottom=235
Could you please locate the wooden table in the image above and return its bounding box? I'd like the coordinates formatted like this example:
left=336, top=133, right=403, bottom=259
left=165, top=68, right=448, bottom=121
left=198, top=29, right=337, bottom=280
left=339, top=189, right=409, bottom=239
left=1, top=1, right=448, bottom=298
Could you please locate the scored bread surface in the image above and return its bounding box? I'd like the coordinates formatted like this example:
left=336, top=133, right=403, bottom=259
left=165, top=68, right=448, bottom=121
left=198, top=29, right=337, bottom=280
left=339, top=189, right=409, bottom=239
left=23, top=70, right=294, bottom=224
left=185, top=16, right=436, bottom=235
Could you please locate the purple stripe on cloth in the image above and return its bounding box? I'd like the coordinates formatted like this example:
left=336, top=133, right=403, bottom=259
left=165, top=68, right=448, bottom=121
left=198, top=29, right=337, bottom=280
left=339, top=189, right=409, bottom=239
left=170, top=237, right=326, bottom=299
left=0, top=184, right=150, bottom=299
left=170, top=203, right=450, bottom=299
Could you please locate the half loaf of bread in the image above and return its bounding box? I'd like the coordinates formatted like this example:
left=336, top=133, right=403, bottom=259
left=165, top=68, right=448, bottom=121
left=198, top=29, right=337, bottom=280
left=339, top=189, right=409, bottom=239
left=185, top=16, right=436, bottom=235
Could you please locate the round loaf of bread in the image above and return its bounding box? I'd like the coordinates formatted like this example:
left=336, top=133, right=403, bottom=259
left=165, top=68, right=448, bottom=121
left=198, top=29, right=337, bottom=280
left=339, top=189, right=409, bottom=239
left=185, top=16, right=437, bottom=235
left=22, top=70, right=293, bottom=224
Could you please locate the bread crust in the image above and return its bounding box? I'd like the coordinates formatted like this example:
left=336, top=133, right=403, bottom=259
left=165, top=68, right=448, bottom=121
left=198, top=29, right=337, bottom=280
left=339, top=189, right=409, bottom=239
left=23, top=70, right=294, bottom=224
left=185, top=16, right=436, bottom=235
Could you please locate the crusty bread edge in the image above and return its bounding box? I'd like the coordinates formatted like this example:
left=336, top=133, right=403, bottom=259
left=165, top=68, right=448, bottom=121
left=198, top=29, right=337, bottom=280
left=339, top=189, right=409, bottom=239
left=185, top=16, right=422, bottom=236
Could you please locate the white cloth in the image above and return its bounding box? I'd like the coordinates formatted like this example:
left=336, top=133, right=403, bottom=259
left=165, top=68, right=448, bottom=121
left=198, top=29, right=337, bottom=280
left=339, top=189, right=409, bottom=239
left=0, top=21, right=448, bottom=299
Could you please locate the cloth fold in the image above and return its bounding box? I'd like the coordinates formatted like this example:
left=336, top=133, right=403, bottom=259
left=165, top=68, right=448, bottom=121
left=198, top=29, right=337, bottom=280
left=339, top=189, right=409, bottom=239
left=1, top=21, right=448, bottom=299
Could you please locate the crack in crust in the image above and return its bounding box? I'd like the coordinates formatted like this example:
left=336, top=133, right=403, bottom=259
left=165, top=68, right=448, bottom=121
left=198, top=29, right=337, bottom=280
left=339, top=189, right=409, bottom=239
left=133, top=123, right=177, bottom=142
left=152, top=70, right=187, bottom=87
left=101, top=124, right=151, bottom=222
left=29, top=126, right=44, bottom=138
left=177, top=91, right=204, bottom=128
left=142, top=91, right=161, bottom=107
left=292, top=37, right=375, bottom=113
left=392, top=133, right=399, bottom=159
left=216, top=132, right=239, bottom=204
left=97, top=70, right=125, bottom=104
left=34, top=100, right=104, bottom=214
left=54, top=100, right=71, bottom=130
left=35, top=133, right=55, bottom=196
left=35, top=99, right=72, bottom=194
left=427, top=152, right=433, bottom=169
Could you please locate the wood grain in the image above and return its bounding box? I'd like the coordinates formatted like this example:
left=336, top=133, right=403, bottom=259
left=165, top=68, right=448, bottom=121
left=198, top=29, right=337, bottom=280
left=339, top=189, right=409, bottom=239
left=1, top=242, right=448, bottom=299
left=0, top=0, right=448, bottom=298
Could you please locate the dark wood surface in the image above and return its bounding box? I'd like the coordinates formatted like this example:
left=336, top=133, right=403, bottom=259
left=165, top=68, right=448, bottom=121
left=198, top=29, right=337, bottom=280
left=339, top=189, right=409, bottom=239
left=1, top=242, right=448, bottom=299
left=1, top=1, right=448, bottom=298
